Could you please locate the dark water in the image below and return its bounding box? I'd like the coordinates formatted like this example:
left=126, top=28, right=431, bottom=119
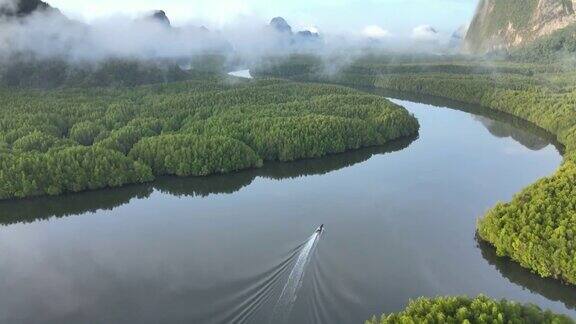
left=0, top=97, right=573, bottom=324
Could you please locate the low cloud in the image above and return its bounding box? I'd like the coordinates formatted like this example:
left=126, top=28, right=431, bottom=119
left=411, top=24, right=438, bottom=41
left=0, top=8, right=327, bottom=64
left=0, top=11, right=231, bottom=62
left=362, top=25, right=390, bottom=39
left=0, top=3, right=461, bottom=68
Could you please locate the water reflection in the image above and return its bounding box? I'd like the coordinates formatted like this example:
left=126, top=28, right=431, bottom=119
left=228, top=69, right=253, bottom=79
left=366, top=87, right=564, bottom=153
left=474, top=116, right=549, bottom=151
left=477, top=237, right=576, bottom=310
left=0, top=185, right=154, bottom=226
left=157, top=135, right=415, bottom=198
left=0, top=136, right=416, bottom=226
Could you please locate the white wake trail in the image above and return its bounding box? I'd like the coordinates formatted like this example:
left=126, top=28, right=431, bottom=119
left=270, top=230, right=321, bottom=323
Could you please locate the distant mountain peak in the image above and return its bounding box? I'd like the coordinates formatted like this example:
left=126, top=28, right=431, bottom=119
left=148, top=10, right=171, bottom=27
left=270, top=17, right=292, bottom=33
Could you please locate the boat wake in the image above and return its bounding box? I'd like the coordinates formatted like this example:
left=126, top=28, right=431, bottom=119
left=215, top=226, right=324, bottom=324
left=270, top=226, right=323, bottom=323
left=222, top=245, right=303, bottom=324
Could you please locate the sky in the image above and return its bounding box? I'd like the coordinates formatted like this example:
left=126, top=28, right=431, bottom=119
left=49, top=0, right=478, bottom=37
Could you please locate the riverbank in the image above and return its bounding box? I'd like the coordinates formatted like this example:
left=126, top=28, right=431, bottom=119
left=256, top=57, right=576, bottom=287
left=372, top=72, right=576, bottom=286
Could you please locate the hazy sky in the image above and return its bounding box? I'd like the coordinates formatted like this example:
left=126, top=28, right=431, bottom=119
left=50, top=0, right=477, bottom=36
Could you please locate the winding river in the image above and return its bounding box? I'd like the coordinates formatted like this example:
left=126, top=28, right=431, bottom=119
left=0, top=95, right=573, bottom=323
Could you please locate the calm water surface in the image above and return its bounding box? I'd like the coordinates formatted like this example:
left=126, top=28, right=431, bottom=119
left=0, top=97, right=572, bottom=324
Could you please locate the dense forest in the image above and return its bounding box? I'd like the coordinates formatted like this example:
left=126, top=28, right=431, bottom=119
left=0, top=57, right=228, bottom=89
left=256, top=55, right=576, bottom=286
left=366, top=295, right=573, bottom=323
left=0, top=77, right=419, bottom=200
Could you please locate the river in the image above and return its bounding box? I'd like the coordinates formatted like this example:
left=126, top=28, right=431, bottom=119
left=0, top=95, right=572, bottom=323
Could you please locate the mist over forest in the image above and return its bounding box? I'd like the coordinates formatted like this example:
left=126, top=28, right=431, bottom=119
left=0, top=0, right=467, bottom=65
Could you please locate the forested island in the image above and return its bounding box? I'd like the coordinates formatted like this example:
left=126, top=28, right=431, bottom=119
left=0, top=77, right=418, bottom=200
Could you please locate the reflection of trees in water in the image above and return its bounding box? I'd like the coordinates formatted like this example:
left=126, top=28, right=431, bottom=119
left=369, top=88, right=563, bottom=153
left=259, top=136, right=415, bottom=180
left=1, top=136, right=416, bottom=226
left=0, top=185, right=154, bottom=226
left=474, top=116, right=548, bottom=151
left=150, top=135, right=415, bottom=197
left=477, top=236, right=576, bottom=310
left=154, top=170, right=256, bottom=198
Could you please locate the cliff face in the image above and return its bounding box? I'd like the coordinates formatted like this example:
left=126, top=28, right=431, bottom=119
left=464, top=0, right=576, bottom=53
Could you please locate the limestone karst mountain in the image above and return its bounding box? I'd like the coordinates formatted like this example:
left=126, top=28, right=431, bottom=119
left=148, top=10, right=171, bottom=27
left=465, top=0, right=576, bottom=53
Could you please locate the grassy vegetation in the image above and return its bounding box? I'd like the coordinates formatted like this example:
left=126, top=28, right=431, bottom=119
left=366, top=295, right=573, bottom=324
left=0, top=77, right=419, bottom=200
left=256, top=55, right=576, bottom=286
